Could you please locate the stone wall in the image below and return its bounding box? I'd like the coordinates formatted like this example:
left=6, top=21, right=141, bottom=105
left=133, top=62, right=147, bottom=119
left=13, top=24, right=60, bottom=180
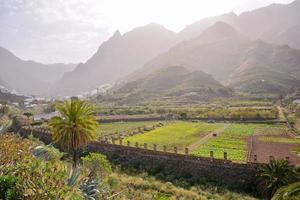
left=15, top=125, right=261, bottom=191
left=87, top=141, right=259, bottom=191
left=18, top=126, right=52, bottom=144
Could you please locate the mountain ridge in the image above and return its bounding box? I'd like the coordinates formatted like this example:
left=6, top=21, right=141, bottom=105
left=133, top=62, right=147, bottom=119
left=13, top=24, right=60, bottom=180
left=126, top=22, right=300, bottom=95
left=53, top=23, right=178, bottom=96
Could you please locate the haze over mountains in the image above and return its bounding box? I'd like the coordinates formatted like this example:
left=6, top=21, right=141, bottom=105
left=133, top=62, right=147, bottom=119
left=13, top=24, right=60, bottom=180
left=0, top=47, right=76, bottom=95
left=0, top=0, right=300, bottom=98
left=179, top=0, right=300, bottom=49
left=53, top=23, right=178, bottom=96
left=131, top=22, right=300, bottom=95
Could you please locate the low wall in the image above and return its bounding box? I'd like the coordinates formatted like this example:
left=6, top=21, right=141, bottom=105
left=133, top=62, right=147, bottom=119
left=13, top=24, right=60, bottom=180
left=17, top=126, right=52, bottom=144
left=98, top=116, right=283, bottom=124
left=98, top=117, right=166, bottom=123
left=15, top=125, right=260, bottom=191
left=88, top=141, right=259, bottom=191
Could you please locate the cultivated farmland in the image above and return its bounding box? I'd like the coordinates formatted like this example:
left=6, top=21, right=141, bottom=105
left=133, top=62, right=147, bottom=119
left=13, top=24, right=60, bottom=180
left=124, top=122, right=287, bottom=162
left=124, top=122, right=224, bottom=151
left=191, top=124, right=285, bottom=162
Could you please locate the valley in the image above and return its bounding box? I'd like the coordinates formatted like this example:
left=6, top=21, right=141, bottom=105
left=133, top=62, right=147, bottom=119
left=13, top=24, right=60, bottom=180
left=1, top=0, right=300, bottom=199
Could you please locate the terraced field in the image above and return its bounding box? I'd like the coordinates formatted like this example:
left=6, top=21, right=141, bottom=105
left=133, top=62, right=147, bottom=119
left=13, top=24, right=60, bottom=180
left=191, top=124, right=286, bottom=162
left=124, top=122, right=224, bottom=151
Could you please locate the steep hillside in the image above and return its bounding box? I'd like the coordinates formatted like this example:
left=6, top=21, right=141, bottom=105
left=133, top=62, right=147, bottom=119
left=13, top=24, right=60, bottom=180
left=54, top=0, right=300, bottom=97
left=103, top=66, right=231, bottom=104
left=275, top=24, right=300, bottom=49
left=0, top=46, right=76, bottom=95
left=0, top=88, right=25, bottom=103
left=0, top=78, right=9, bottom=89
left=129, top=22, right=300, bottom=95
left=179, top=0, right=300, bottom=49
left=129, top=22, right=247, bottom=81
left=226, top=58, right=300, bottom=94
left=54, top=23, right=178, bottom=96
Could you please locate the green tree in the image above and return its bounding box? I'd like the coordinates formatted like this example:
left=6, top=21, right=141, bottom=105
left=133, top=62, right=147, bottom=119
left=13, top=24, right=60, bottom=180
left=258, top=160, right=296, bottom=199
left=49, top=99, right=98, bottom=185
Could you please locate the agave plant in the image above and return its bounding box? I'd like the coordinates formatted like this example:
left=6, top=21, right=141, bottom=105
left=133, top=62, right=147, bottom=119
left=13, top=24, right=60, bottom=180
left=80, top=179, right=100, bottom=200
left=33, top=144, right=63, bottom=161
left=80, top=178, right=109, bottom=200
left=0, top=120, right=12, bottom=134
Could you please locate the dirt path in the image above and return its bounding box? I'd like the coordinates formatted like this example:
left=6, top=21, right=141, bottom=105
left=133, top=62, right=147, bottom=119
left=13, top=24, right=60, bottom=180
left=277, top=105, right=296, bottom=137
left=188, top=124, right=230, bottom=151
left=277, top=106, right=287, bottom=122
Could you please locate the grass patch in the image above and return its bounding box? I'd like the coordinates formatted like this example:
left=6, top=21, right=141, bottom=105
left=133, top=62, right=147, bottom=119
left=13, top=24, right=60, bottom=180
left=258, top=137, right=300, bottom=144
left=108, top=170, right=257, bottom=200
left=125, top=122, right=224, bottom=152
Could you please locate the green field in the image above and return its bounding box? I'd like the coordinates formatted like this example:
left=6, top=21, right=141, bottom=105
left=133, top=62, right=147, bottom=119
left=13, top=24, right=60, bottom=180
left=258, top=136, right=300, bottom=144
left=97, top=121, right=164, bottom=138
left=124, top=122, right=224, bottom=151
left=191, top=124, right=285, bottom=162
left=104, top=120, right=286, bottom=162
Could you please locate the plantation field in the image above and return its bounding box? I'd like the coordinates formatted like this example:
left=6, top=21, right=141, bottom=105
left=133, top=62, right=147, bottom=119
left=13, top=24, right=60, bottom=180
left=94, top=102, right=278, bottom=121
left=191, top=124, right=286, bottom=162
left=97, top=121, right=164, bottom=137
left=212, top=99, right=273, bottom=107
left=124, top=122, right=224, bottom=151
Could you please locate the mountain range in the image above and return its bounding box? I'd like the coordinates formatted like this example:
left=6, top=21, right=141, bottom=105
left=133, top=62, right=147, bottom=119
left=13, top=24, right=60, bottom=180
left=0, top=0, right=300, bottom=98
left=55, top=0, right=300, bottom=97
left=179, top=0, right=300, bottom=49
left=52, top=23, right=178, bottom=96
left=129, top=22, right=300, bottom=96
left=0, top=47, right=76, bottom=95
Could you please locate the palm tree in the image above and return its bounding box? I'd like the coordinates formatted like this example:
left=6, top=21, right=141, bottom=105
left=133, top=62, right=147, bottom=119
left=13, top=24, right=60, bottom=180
left=272, top=164, right=300, bottom=200
left=49, top=99, right=98, bottom=185
left=258, top=159, right=295, bottom=199
left=272, top=182, right=300, bottom=200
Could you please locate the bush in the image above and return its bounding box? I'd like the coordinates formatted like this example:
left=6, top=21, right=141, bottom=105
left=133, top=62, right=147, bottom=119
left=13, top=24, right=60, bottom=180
left=82, top=153, right=112, bottom=180
left=0, top=175, right=20, bottom=200
left=0, top=134, right=84, bottom=200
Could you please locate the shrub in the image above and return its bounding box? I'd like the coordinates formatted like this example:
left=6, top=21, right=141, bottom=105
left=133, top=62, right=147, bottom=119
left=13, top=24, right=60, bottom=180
left=0, top=134, right=84, bottom=200
left=0, top=175, right=20, bottom=200
left=82, top=153, right=112, bottom=180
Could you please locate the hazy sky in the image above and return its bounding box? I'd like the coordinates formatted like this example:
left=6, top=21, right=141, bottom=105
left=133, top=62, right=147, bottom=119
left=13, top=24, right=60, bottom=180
left=0, top=0, right=294, bottom=64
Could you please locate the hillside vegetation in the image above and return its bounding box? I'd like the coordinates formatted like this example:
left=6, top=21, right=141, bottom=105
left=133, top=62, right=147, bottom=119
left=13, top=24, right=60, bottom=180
left=103, top=66, right=231, bottom=104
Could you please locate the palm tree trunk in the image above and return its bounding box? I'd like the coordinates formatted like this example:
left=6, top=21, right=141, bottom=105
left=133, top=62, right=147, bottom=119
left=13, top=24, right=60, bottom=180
left=73, top=150, right=77, bottom=169
left=68, top=150, right=79, bottom=186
